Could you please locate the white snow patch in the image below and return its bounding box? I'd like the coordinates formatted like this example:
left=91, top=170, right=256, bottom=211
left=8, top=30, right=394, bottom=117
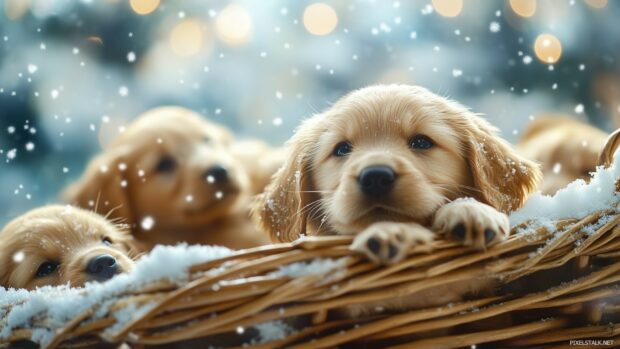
left=510, top=150, right=620, bottom=225
left=0, top=244, right=232, bottom=345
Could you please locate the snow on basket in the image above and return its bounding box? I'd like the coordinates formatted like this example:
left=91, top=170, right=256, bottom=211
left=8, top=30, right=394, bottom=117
left=1, top=130, right=620, bottom=349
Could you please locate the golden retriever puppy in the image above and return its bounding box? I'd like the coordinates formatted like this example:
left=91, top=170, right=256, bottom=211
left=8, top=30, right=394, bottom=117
left=255, top=84, right=541, bottom=313
left=517, top=115, right=608, bottom=195
left=0, top=205, right=134, bottom=290
left=63, top=107, right=274, bottom=251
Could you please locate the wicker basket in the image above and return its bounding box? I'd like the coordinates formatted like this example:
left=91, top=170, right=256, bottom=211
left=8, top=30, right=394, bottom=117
left=2, top=129, right=620, bottom=349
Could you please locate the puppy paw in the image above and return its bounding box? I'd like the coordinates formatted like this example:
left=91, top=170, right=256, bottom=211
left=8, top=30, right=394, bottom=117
left=351, top=222, right=434, bottom=265
left=432, top=198, right=509, bottom=250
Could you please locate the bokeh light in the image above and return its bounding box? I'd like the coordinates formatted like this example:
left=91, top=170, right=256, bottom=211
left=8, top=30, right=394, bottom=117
left=303, top=3, right=338, bottom=36
left=4, top=0, right=30, bottom=20
left=534, top=33, right=562, bottom=64
left=169, top=19, right=205, bottom=57
left=509, top=0, right=537, bottom=17
left=215, top=4, right=252, bottom=46
left=431, top=0, right=463, bottom=18
left=129, top=0, right=159, bottom=15
left=585, top=0, right=608, bottom=9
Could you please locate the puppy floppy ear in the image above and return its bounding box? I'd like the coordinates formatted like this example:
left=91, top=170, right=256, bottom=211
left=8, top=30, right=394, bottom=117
left=464, top=115, right=542, bottom=213
left=254, top=116, right=324, bottom=242
left=62, top=147, right=135, bottom=227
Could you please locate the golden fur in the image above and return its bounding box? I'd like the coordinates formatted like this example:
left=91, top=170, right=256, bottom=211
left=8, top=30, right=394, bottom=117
left=0, top=205, right=134, bottom=290
left=63, top=107, right=275, bottom=251
left=517, top=115, right=608, bottom=195
left=255, top=84, right=541, bottom=314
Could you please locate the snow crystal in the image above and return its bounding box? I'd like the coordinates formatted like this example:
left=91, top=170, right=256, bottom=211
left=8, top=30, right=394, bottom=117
left=27, top=64, right=38, bottom=74
left=12, top=251, right=25, bottom=263
left=25, top=142, right=35, bottom=151
left=510, top=150, right=620, bottom=225
left=523, top=55, right=532, bottom=64
left=452, top=69, right=463, bottom=77
left=140, top=216, right=155, bottom=230
left=552, top=162, right=561, bottom=174
left=574, top=104, right=584, bottom=114
left=489, top=22, right=501, bottom=33
left=253, top=320, right=295, bottom=343
left=215, top=191, right=224, bottom=199
left=6, top=149, right=17, bottom=160
left=127, top=51, right=136, bottom=62
left=272, top=117, right=283, bottom=126
left=118, top=86, right=129, bottom=97
left=50, top=89, right=59, bottom=99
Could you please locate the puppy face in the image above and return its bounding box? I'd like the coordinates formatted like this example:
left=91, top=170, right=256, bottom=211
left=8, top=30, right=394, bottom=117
left=63, top=107, right=250, bottom=235
left=0, top=205, right=134, bottom=289
left=256, top=85, right=541, bottom=241
left=518, top=116, right=608, bottom=194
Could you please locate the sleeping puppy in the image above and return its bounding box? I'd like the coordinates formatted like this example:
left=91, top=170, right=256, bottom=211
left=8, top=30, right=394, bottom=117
left=255, top=84, right=541, bottom=313
left=63, top=107, right=274, bottom=251
left=517, top=115, right=608, bottom=195
left=0, top=205, right=134, bottom=290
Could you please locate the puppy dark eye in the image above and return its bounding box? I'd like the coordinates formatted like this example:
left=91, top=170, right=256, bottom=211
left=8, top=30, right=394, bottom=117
left=155, top=156, right=176, bottom=173
left=36, top=262, right=59, bottom=278
left=102, top=237, right=113, bottom=246
left=333, top=141, right=353, bottom=157
left=409, top=135, right=434, bottom=150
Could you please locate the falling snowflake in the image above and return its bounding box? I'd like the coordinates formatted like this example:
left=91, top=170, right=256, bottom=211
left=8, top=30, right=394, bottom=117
left=489, top=22, right=501, bottom=33
left=141, top=216, right=155, bottom=230
left=574, top=104, right=584, bottom=114
left=127, top=51, right=136, bottom=62
left=12, top=251, right=25, bottom=263
left=118, top=86, right=129, bottom=97
left=27, top=64, right=38, bottom=74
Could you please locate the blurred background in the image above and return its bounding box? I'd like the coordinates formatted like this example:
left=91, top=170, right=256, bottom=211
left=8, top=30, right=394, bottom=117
left=0, top=0, right=619, bottom=223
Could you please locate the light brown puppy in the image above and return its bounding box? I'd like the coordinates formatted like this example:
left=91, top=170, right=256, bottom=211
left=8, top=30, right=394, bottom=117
left=255, top=84, right=541, bottom=313
left=0, top=205, right=134, bottom=290
left=63, top=107, right=274, bottom=251
left=518, top=116, right=608, bottom=195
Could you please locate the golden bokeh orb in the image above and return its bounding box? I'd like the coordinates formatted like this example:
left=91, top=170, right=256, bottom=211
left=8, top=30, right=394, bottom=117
left=169, top=19, right=204, bottom=57
left=432, top=0, right=463, bottom=18
left=129, top=0, right=160, bottom=15
left=303, top=3, right=338, bottom=36
left=509, top=0, right=537, bottom=17
left=585, top=0, right=608, bottom=9
left=215, top=4, right=252, bottom=45
left=4, top=0, right=30, bottom=20
left=534, top=33, right=562, bottom=64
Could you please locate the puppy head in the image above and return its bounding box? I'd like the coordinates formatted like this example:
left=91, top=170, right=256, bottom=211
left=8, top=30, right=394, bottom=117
left=0, top=205, right=134, bottom=290
left=256, top=85, right=541, bottom=242
left=63, top=107, right=249, bottom=236
left=518, top=116, right=608, bottom=194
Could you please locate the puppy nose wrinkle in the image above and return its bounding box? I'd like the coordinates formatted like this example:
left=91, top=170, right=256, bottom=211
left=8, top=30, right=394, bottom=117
left=358, top=165, right=396, bottom=197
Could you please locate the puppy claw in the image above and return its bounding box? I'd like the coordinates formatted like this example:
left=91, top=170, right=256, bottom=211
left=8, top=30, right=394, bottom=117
left=351, top=222, right=434, bottom=265
left=433, top=198, right=510, bottom=250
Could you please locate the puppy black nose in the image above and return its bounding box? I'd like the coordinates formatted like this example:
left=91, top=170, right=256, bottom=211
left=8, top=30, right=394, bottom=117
left=86, top=255, right=118, bottom=281
left=358, top=166, right=396, bottom=197
left=205, top=165, right=228, bottom=183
